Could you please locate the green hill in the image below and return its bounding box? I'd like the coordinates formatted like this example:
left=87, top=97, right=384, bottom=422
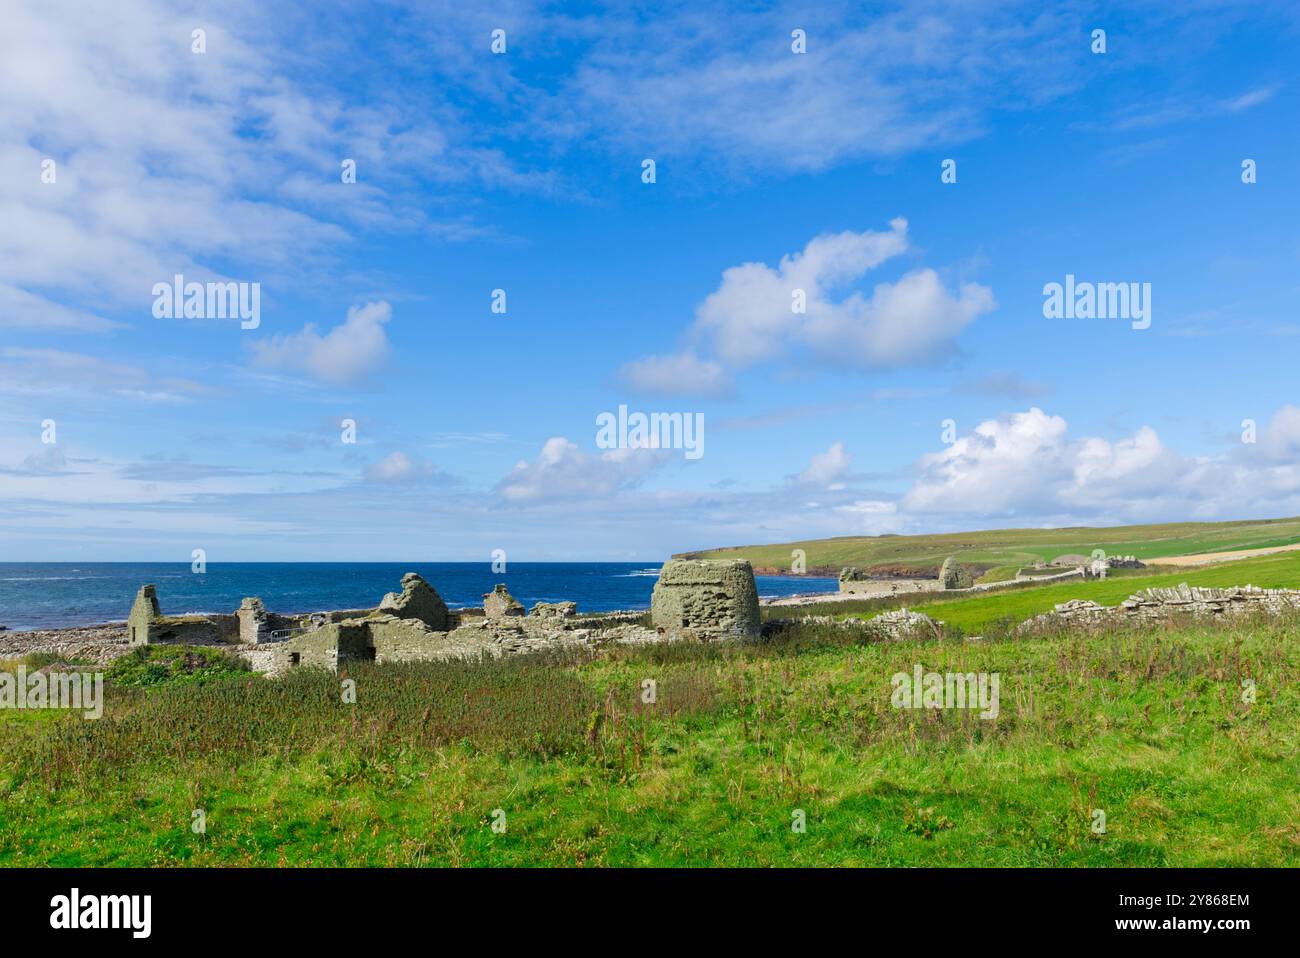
left=677, top=516, right=1300, bottom=577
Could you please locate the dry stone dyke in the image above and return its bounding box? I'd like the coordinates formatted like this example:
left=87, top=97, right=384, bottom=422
left=1019, top=583, right=1300, bottom=633
left=868, top=608, right=945, bottom=641
left=650, top=558, right=761, bottom=640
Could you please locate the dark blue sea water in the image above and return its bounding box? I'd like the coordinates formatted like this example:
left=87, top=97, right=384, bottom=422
left=0, top=563, right=838, bottom=631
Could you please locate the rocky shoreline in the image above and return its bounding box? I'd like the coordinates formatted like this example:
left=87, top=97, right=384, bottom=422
left=0, top=622, right=132, bottom=666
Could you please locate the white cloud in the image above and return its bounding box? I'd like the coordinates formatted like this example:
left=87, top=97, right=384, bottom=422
left=904, top=408, right=1071, bottom=516
left=902, top=405, right=1300, bottom=524
left=0, top=283, right=120, bottom=332
left=803, top=267, right=995, bottom=368
left=626, top=220, right=994, bottom=394
left=495, top=437, right=670, bottom=502
left=695, top=220, right=912, bottom=366
left=618, top=351, right=732, bottom=398
left=836, top=499, right=904, bottom=535
left=797, top=442, right=852, bottom=487
left=0, top=0, right=534, bottom=330
left=250, top=301, right=392, bottom=386
left=551, top=4, right=1090, bottom=175
left=364, top=451, right=437, bottom=483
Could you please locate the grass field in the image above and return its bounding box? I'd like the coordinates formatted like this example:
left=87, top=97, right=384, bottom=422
left=885, top=550, right=1300, bottom=635
left=3, top=608, right=1299, bottom=866
left=679, top=515, right=1300, bottom=575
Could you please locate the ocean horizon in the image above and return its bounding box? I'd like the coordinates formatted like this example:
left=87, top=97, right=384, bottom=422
left=0, top=562, right=838, bottom=631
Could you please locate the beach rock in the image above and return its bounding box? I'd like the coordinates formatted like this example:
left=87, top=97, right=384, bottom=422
left=483, top=584, right=524, bottom=619
left=651, top=558, right=761, bottom=640
left=377, top=573, right=450, bottom=629
left=0, top=623, right=131, bottom=667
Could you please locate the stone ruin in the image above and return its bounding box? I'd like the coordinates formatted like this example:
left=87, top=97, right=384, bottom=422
left=939, top=556, right=974, bottom=590
left=483, top=584, right=524, bottom=619
left=378, top=572, right=450, bottom=629
left=836, top=555, right=972, bottom=596
left=866, top=608, right=945, bottom=641
left=650, top=558, right=761, bottom=640
left=791, top=607, right=947, bottom=641
left=530, top=601, right=577, bottom=620
left=124, top=572, right=686, bottom=678
left=128, top=584, right=243, bottom=646
left=1018, top=583, right=1300, bottom=634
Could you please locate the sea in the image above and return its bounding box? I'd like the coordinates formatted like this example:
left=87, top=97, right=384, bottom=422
left=0, top=563, right=838, bottom=631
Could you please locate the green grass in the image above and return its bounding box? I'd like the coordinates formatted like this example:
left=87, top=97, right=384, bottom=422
left=681, top=515, right=1300, bottom=574
left=105, top=643, right=251, bottom=688
left=2, top=615, right=1298, bottom=866
left=897, top=549, right=1300, bottom=635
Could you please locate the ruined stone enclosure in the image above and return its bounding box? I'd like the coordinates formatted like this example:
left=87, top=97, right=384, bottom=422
left=127, top=573, right=666, bottom=678
left=124, top=561, right=769, bottom=677
left=650, top=558, right=761, bottom=640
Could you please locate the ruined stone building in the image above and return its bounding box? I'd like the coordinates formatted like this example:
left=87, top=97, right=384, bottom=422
left=127, top=559, right=767, bottom=677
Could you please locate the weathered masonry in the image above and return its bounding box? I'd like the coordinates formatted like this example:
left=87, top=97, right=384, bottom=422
left=650, top=558, right=761, bottom=640
left=128, top=573, right=674, bottom=677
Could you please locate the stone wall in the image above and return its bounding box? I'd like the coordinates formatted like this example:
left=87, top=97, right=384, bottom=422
left=127, top=584, right=238, bottom=646
left=237, top=597, right=270, bottom=644
left=242, top=629, right=342, bottom=677
left=367, top=615, right=447, bottom=663
left=838, top=578, right=944, bottom=597
left=650, top=559, right=761, bottom=640
left=1019, top=583, right=1300, bottom=633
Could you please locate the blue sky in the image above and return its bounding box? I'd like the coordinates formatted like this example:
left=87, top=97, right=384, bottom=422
left=2, top=0, right=1299, bottom=561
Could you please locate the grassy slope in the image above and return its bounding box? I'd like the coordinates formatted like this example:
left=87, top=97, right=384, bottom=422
left=2, top=617, right=1299, bottom=867
left=679, top=516, right=1300, bottom=573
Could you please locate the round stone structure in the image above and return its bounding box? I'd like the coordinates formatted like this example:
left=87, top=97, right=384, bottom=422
left=650, top=558, right=761, bottom=640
